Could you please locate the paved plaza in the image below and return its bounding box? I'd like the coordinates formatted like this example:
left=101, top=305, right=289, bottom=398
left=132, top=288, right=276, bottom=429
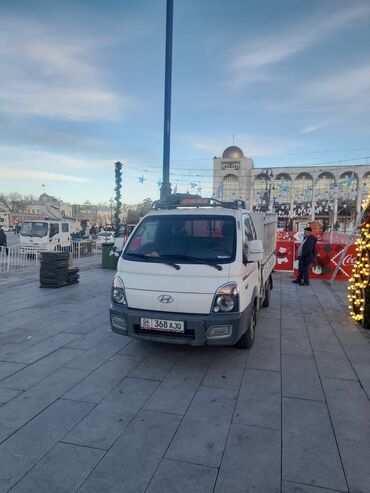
left=0, top=263, right=370, bottom=493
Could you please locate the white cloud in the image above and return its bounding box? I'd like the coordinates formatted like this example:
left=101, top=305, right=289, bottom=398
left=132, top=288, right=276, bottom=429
left=187, top=133, right=305, bottom=158
left=303, top=64, right=370, bottom=105
left=298, top=123, right=327, bottom=135
left=0, top=169, right=90, bottom=183
left=0, top=145, right=105, bottom=171
left=229, top=5, right=370, bottom=84
left=0, top=16, right=136, bottom=121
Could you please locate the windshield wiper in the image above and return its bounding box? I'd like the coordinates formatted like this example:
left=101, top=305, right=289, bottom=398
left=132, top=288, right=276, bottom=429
left=162, top=254, right=222, bottom=271
left=125, top=253, right=180, bottom=270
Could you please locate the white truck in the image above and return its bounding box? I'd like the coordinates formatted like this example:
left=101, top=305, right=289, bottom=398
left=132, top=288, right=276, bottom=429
left=19, top=219, right=80, bottom=254
left=0, top=212, right=11, bottom=231
left=110, top=196, right=277, bottom=349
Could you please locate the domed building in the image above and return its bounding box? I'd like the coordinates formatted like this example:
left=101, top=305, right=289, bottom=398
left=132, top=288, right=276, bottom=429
left=222, top=146, right=244, bottom=159
left=213, top=145, right=370, bottom=231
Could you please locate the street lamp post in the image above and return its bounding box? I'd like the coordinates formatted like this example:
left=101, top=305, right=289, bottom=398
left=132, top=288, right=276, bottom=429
left=109, top=199, right=113, bottom=227
left=160, top=0, right=174, bottom=202
left=263, top=168, right=274, bottom=211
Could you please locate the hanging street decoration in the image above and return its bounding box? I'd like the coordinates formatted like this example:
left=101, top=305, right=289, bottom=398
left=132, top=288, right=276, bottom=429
left=114, top=161, right=123, bottom=237
left=138, top=176, right=145, bottom=184
left=348, top=191, right=370, bottom=328
left=157, top=179, right=163, bottom=188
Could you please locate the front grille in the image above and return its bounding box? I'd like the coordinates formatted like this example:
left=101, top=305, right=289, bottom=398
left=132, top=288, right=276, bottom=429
left=134, top=324, right=195, bottom=339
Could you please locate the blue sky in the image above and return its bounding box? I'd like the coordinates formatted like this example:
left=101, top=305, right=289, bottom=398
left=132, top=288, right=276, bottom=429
left=0, top=0, right=370, bottom=204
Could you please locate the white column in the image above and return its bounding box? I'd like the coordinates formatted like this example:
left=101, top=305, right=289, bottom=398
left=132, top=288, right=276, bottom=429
left=333, top=196, right=338, bottom=225
left=311, top=177, right=318, bottom=221
left=249, top=175, right=254, bottom=210
left=356, top=185, right=362, bottom=219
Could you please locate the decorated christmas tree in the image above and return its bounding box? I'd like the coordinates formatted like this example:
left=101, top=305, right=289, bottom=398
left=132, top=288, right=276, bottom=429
left=114, top=161, right=123, bottom=237
left=348, top=191, right=370, bottom=328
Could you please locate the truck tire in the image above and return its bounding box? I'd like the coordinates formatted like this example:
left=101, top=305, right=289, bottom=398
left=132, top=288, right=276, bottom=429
left=235, top=302, right=256, bottom=349
left=262, top=275, right=272, bottom=308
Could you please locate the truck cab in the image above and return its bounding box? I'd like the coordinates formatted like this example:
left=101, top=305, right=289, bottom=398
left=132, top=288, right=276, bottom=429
left=19, top=220, right=80, bottom=253
left=110, top=196, right=277, bottom=349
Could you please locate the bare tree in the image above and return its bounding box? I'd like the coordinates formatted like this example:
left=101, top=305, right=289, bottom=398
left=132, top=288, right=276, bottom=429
left=0, top=192, right=23, bottom=212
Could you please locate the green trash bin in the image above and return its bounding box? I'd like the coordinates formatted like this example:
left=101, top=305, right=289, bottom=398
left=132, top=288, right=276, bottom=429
left=101, top=242, right=119, bottom=270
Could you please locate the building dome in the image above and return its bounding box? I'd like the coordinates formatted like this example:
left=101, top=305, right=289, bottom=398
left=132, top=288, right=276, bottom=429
left=222, top=146, right=244, bottom=159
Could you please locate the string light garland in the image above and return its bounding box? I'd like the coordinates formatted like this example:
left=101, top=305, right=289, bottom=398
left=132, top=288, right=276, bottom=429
left=348, top=191, right=370, bottom=326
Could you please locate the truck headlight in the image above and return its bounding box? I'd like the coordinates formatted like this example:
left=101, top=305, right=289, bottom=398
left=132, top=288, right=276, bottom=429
left=111, top=274, right=127, bottom=305
left=211, top=282, right=239, bottom=313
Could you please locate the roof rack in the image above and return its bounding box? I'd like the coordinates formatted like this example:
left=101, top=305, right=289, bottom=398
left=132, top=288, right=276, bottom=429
left=151, top=193, right=246, bottom=211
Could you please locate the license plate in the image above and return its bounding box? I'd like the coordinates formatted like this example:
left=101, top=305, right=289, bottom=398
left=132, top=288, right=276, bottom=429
left=140, top=318, right=184, bottom=333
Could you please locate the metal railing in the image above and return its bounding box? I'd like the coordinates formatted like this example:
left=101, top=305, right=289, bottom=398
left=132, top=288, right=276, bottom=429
left=0, top=240, right=100, bottom=273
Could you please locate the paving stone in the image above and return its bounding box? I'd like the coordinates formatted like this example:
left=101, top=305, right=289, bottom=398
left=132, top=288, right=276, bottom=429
left=0, top=362, right=25, bottom=381
left=78, top=410, right=181, bottom=493
left=65, top=377, right=158, bottom=449
left=0, top=342, right=34, bottom=362
left=0, top=327, right=35, bottom=345
left=147, top=459, right=217, bottom=493
left=143, top=351, right=212, bottom=415
left=214, top=423, right=281, bottom=493
left=282, top=397, right=347, bottom=491
left=0, top=424, right=15, bottom=444
left=281, top=330, right=313, bottom=357
left=282, top=480, right=344, bottom=492
left=256, top=317, right=281, bottom=339
left=129, top=346, right=184, bottom=381
left=0, top=399, right=93, bottom=491
left=313, top=349, right=357, bottom=380
left=63, top=313, right=110, bottom=334
left=65, top=325, right=113, bottom=350
left=322, top=377, right=370, bottom=493
left=0, top=367, right=88, bottom=429
left=63, top=354, right=141, bottom=404
left=234, top=368, right=281, bottom=430
left=281, top=316, right=305, bottom=330
left=119, top=339, right=161, bottom=357
left=66, top=334, right=131, bottom=370
left=282, top=354, right=324, bottom=401
left=0, top=347, right=85, bottom=390
left=166, top=385, right=237, bottom=468
left=9, top=442, right=104, bottom=493
left=7, top=332, right=80, bottom=364
left=0, top=387, right=22, bottom=406
left=247, top=336, right=281, bottom=371
left=259, top=307, right=281, bottom=319
left=201, top=347, right=247, bottom=390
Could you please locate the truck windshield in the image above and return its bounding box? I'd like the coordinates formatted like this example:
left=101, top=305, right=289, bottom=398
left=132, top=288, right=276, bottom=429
left=20, top=222, right=48, bottom=238
left=123, top=215, right=236, bottom=264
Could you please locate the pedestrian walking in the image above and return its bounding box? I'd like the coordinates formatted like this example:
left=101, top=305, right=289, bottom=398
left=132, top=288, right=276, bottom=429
left=0, top=226, right=9, bottom=256
left=292, top=227, right=317, bottom=286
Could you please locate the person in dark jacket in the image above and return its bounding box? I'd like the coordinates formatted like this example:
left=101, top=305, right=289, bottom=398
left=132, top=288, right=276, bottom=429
left=0, top=227, right=8, bottom=256
left=292, top=227, right=317, bottom=286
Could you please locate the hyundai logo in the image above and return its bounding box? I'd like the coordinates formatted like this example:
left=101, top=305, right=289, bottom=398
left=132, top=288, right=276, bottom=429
left=158, top=295, right=174, bottom=304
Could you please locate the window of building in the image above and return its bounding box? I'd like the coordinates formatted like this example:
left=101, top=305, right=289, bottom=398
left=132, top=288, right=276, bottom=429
left=62, top=223, right=69, bottom=233
left=222, top=174, right=239, bottom=202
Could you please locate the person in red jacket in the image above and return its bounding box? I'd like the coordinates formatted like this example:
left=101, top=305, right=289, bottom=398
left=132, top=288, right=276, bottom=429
left=292, top=227, right=317, bottom=286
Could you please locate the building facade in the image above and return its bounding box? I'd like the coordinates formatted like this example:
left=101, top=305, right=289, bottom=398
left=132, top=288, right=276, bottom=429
left=213, top=146, right=370, bottom=230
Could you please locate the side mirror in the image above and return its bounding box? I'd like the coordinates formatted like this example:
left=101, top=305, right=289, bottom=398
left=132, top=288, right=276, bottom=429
left=247, top=240, right=264, bottom=262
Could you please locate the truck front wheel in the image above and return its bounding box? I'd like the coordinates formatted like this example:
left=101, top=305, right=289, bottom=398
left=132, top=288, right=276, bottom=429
left=235, top=302, right=256, bottom=349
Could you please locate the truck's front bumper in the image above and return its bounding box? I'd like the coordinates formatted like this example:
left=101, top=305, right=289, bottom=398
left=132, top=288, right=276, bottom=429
left=109, top=303, right=251, bottom=346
